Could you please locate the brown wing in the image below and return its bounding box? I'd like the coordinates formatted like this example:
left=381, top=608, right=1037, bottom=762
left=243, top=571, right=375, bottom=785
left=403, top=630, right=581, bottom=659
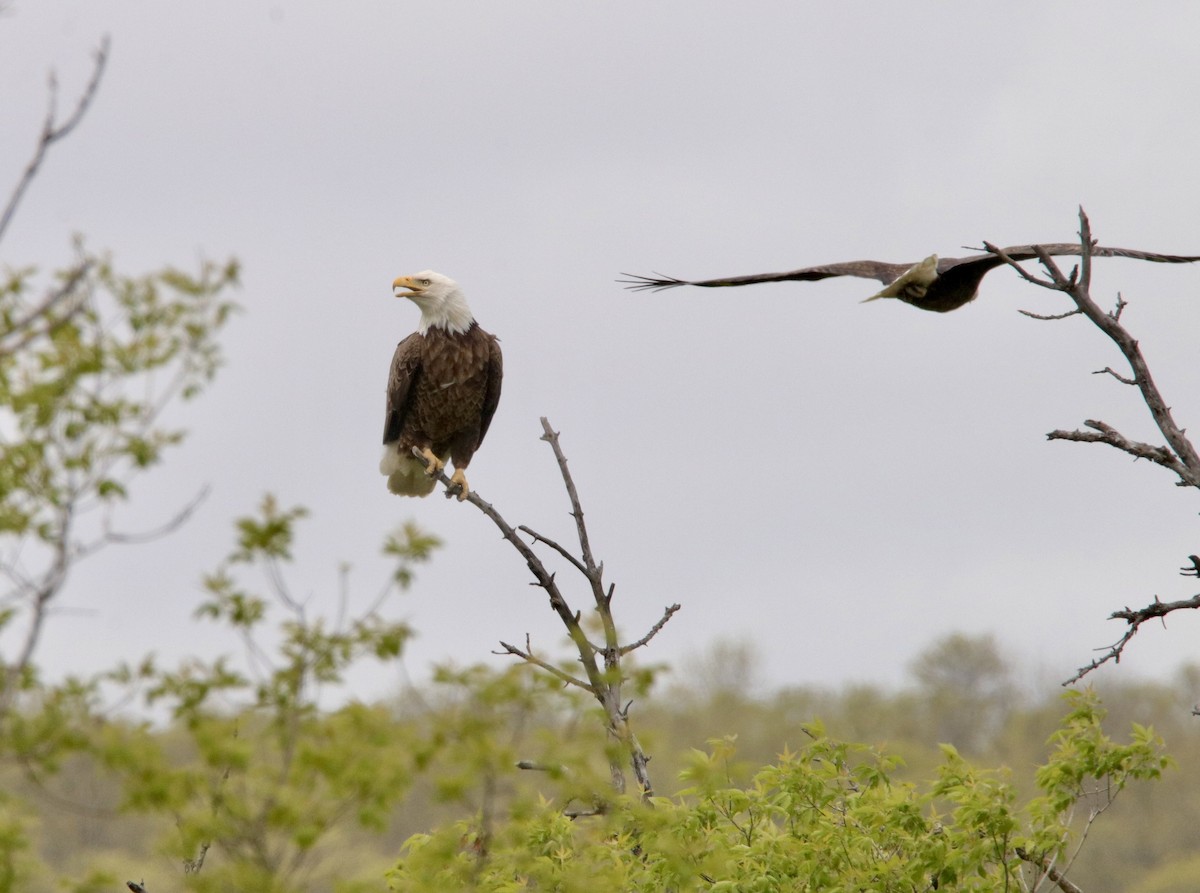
left=619, top=260, right=915, bottom=292
left=382, top=332, right=422, bottom=445
left=477, top=334, right=503, bottom=446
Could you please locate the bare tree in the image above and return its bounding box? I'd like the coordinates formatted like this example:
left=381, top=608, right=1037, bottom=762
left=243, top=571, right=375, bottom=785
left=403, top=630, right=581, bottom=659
left=417, top=418, right=679, bottom=800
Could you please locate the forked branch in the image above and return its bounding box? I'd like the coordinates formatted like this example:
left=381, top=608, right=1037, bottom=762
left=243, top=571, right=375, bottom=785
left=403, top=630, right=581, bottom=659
left=414, top=418, right=680, bottom=798
left=1064, top=589, right=1200, bottom=686
left=984, top=210, right=1200, bottom=490
left=0, top=36, right=110, bottom=246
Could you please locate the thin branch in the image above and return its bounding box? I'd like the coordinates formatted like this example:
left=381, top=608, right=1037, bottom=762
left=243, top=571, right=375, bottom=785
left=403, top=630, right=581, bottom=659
left=1018, top=307, right=1083, bottom=321
left=981, top=242, right=1063, bottom=291
left=538, top=418, right=599, bottom=577
left=99, top=486, right=209, bottom=545
left=0, top=36, right=111, bottom=246
left=620, top=603, right=682, bottom=655
left=0, top=259, right=94, bottom=359
left=1016, top=847, right=1084, bottom=893
left=516, top=760, right=570, bottom=774
left=496, top=639, right=592, bottom=692
left=1094, top=366, right=1135, bottom=386
left=1046, top=420, right=1194, bottom=484
left=518, top=524, right=588, bottom=576
left=1064, top=592, right=1200, bottom=685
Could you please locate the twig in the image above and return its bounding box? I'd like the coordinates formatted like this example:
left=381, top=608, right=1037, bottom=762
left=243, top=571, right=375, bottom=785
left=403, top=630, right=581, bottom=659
left=1094, top=366, right=1135, bottom=386
left=516, top=760, right=570, bottom=774
left=496, top=638, right=592, bottom=692
left=100, top=486, right=210, bottom=545
left=1064, top=592, right=1200, bottom=685
left=1018, top=307, right=1083, bottom=321
left=518, top=525, right=588, bottom=576
left=0, top=37, right=110, bottom=246
left=539, top=418, right=600, bottom=580
left=1046, top=420, right=1190, bottom=481
left=1015, top=847, right=1084, bottom=893
left=620, top=603, right=682, bottom=656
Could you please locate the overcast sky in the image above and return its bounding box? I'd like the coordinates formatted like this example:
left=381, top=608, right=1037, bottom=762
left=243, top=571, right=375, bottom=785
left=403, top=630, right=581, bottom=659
left=2, top=2, right=1199, bottom=703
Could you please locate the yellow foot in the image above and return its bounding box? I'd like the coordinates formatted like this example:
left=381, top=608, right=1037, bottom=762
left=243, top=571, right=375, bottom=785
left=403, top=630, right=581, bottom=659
left=448, top=469, right=470, bottom=501
left=418, top=447, right=444, bottom=477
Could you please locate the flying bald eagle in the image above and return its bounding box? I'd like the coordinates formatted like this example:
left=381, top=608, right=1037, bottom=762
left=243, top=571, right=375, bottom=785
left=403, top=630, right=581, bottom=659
left=380, top=271, right=502, bottom=501
left=621, top=245, right=1200, bottom=312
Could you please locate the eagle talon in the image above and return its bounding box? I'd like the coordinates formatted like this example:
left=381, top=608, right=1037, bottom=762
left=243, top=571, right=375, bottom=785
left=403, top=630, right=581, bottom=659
left=418, top=447, right=444, bottom=477
left=449, top=469, right=470, bottom=501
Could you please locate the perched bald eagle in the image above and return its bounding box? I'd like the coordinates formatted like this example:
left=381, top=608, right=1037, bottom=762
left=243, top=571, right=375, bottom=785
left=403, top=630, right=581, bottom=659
left=380, top=271, right=502, bottom=501
left=621, top=245, right=1200, bottom=312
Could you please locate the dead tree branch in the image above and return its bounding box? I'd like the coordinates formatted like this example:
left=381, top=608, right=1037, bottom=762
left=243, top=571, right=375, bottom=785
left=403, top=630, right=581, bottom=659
left=1064, top=592, right=1200, bottom=685
left=983, top=211, right=1200, bottom=682
left=414, top=418, right=680, bottom=799
left=986, top=209, right=1200, bottom=490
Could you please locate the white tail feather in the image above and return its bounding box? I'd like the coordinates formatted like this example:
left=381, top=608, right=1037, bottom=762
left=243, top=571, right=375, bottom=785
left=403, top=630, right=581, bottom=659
left=380, top=447, right=437, bottom=497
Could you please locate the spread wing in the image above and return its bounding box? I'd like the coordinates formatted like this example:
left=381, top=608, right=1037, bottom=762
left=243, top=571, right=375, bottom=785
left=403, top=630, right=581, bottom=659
left=477, top=335, right=503, bottom=446
left=619, top=260, right=912, bottom=293
left=382, top=332, right=422, bottom=445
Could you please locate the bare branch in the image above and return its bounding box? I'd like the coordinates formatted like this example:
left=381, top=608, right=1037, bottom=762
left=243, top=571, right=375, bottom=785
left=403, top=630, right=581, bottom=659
left=1064, top=591, right=1200, bottom=685
left=0, top=37, right=111, bottom=246
left=99, top=486, right=209, bottom=546
left=1018, top=307, right=1083, bottom=321
left=495, top=638, right=592, bottom=692
left=517, top=525, right=588, bottom=576
left=1016, top=847, right=1084, bottom=893
left=1016, top=210, right=1200, bottom=489
left=418, top=423, right=664, bottom=798
left=1046, top=420, right=1195, bottom=484
left=538, top=418, right=601, bottom=581
left=981, top=242, right=1063, bottom=291
left=1094, top=366, right=1136, bottom=386
left=620, top=603, right=682, bottom=655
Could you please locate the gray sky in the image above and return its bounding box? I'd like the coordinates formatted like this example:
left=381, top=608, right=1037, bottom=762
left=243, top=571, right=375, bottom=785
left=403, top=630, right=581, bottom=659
left=3, top=2, right=1199, bottom=700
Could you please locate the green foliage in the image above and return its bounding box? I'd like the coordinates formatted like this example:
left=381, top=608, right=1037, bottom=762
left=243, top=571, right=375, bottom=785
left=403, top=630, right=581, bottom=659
left=0, top=247, right=239, bottom=732
left=0, top=242, right=238, bottom=890
left=0, top=250, right=238, bottom=541
left=387, top=688, right=1170, bottom=892
left=86, top=498, right=436, bottom=891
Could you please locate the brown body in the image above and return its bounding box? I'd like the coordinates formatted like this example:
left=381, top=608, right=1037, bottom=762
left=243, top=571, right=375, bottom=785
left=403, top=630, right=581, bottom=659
left=382, top=322, right=502, bottom=496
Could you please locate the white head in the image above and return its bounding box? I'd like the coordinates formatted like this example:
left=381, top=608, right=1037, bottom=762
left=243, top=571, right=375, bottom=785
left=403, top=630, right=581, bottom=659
left=392, top=270, right=475, bottom=334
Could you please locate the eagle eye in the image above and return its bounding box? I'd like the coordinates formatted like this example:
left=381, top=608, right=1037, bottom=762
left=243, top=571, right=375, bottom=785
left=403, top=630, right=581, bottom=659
left=419, top=278, right=431, bottom=286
